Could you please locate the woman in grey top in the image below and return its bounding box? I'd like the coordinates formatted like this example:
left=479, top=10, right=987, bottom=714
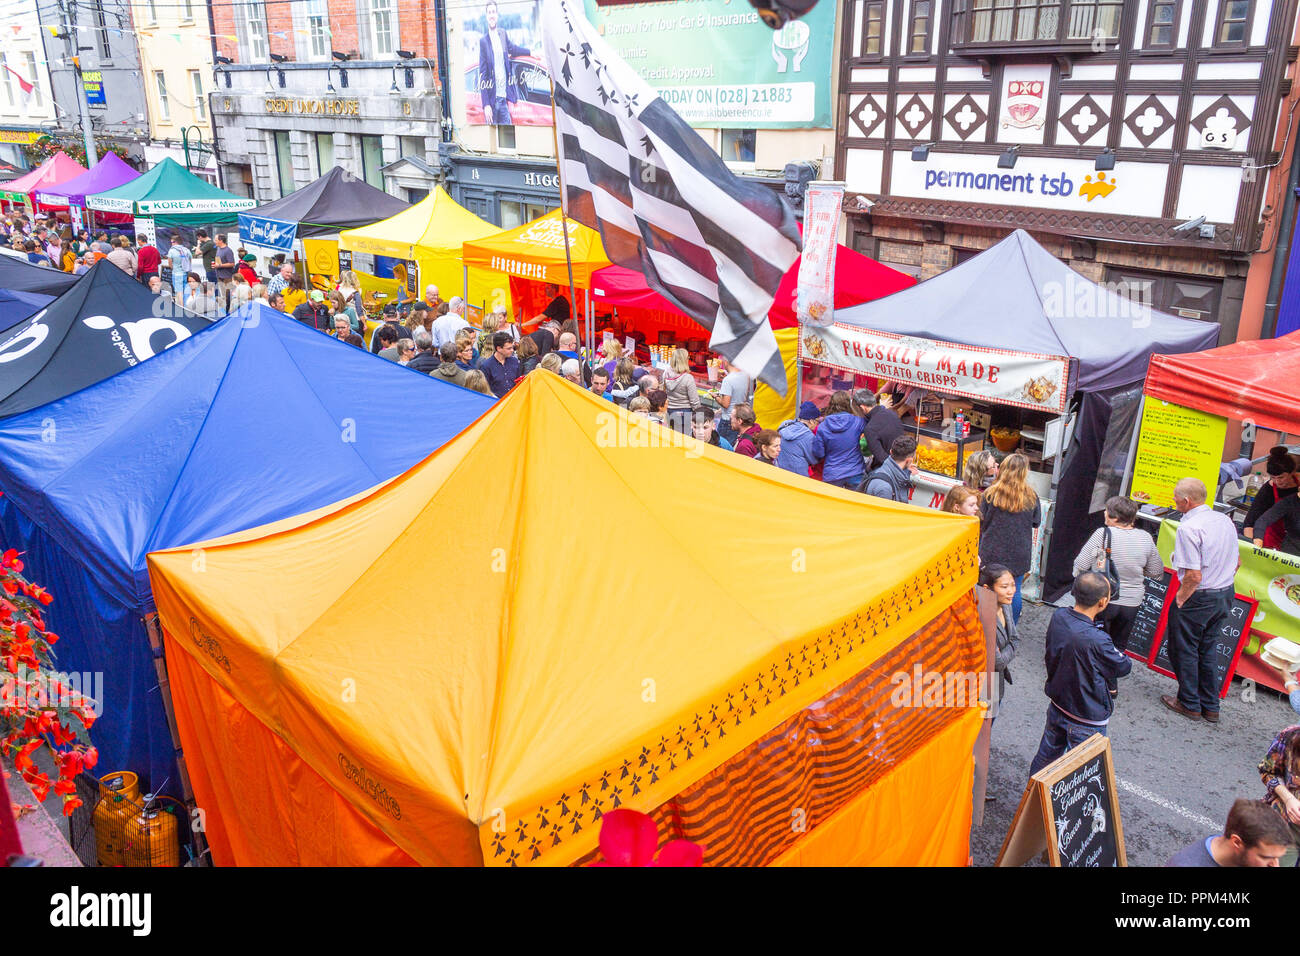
left=1073, top=495, right=1163, bottom=692
left=978, top=563, right=1018, bottom=725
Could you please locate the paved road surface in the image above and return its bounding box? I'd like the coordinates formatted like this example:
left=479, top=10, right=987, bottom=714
left=971, top=603, right=1297, bottom=867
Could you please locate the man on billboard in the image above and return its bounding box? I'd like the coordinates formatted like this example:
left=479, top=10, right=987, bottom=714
left=479, top=0, right=530, bottom=126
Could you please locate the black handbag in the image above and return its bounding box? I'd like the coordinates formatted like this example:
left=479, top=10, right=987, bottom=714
left=1096, top=527, right=1123, bottom=600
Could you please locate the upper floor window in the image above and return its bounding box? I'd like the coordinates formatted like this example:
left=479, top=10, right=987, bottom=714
left=94, top=1, right=112, bottom=59
left=909, top=1, right=933, bottom=54
left=305, top=0, right=330, bottom=60
left=243, top=2, right=269, bottom=62
left=1215, top=0, right=1252, bottom=47
left=1145, top=0, right=1179, bottom=47
left=860, top=1, right=884, bottom=57
left=952, top=0, right=1121, bottom=48
left=368, top=0, right=397, bottom=58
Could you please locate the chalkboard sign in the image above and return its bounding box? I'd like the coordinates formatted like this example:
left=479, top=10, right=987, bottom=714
left=1150, top=585, right=1257, bottom=699
left=996, top=734, right=1126, bottom=868
left=1126, top=569, right=1173, bottom=662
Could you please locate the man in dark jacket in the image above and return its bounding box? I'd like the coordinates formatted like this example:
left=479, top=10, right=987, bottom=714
left=292, top=290, right=331, bottom=331
left=406, top=329, right=440, bottom=373
left=859, top=389, right=904, bottom=471
left=862, top=435, right=917, bottom=502
left=478, top=0, right=529, bottom=126
left=1029, top=572, right=1130, bottom=775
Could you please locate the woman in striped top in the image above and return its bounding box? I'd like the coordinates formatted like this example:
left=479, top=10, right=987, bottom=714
left=1073, top=495, right=1163, bottom=693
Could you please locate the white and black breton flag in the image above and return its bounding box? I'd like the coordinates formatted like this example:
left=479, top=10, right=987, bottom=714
left=541, top=0, right=801, bottom=392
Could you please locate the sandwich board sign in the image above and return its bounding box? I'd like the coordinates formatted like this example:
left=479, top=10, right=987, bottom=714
left=996, top=734, right=1126, bottom=867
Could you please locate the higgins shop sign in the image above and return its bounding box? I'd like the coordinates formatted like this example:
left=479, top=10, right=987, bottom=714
left=890, top=150, right=1169, bottom=218
left=800, top=325, right=1070, bottom=413
left=237, top=213, right=298, bottom=252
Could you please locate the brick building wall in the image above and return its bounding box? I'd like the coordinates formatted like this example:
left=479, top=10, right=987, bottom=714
left=213, top=1, right=438, bottom=66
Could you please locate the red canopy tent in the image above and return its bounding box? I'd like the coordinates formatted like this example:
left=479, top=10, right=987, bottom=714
left=589, top=242, right=916, bottom=331
left=1144, top=331, right=1300, bottom=436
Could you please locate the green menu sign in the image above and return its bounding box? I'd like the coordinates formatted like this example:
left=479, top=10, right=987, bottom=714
left=582, top=0, right=836, bottom=128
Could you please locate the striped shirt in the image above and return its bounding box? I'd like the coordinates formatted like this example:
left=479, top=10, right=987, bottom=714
left=1072, top=525, right=1164, bottom=607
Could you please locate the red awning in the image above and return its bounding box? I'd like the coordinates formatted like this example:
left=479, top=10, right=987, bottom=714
left=589, top=243, right=916, bottom=330
left=1145, top=331, right=1300, bottom=434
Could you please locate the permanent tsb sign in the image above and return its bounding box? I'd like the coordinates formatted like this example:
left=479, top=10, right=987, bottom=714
left=889, top=150, right=1171, bottom=219
left=800, top=325, right=1070, bottom=413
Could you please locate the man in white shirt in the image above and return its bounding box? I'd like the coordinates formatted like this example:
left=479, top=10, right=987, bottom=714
left=1163, top=477, right=1240, bottom=723
left=430, top=296, right=470, bottom=348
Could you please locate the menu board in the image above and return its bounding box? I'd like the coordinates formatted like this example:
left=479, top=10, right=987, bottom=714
left=1130, top=397, right=1227, bottom=509
left=997, top=734, right=1126, bottom=868
left=1150, top=588, right=1257, bottom=699
left=1126, top=570, right=1173, bottom=662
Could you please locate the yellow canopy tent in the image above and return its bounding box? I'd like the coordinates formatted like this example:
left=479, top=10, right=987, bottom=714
left=147, top=374, right=985, bottom=867
left=337, top=185, right=502, bottom=314
left=461, top=207, right=610, bottom=289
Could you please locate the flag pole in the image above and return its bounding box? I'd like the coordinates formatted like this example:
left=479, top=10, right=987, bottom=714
left=548, top=79, right=582, bottom=356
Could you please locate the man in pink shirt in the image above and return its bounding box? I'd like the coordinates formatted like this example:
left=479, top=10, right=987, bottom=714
left=1163, top=477, right=1240, bottom=723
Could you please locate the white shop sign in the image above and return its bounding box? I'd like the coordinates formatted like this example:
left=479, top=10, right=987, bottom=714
left=800, top=325, right=1070, bottom=413
left=889, top=150, right=1169, bottom=219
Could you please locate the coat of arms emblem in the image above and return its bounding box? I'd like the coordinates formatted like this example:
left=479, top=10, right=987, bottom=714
left=1002, top=79, right=1046, bottom=130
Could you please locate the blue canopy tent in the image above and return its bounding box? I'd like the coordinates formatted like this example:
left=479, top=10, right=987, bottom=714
left=0, top=304, right=494, bottom=802
left=831, top=229, right=1220, bottom=599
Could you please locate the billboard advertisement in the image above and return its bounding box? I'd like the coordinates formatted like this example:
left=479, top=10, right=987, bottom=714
left=461, top=0, right=835, bottom=129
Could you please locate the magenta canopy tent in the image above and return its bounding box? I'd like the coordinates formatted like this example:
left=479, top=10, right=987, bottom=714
left=33, top=153, right=140, bottom=209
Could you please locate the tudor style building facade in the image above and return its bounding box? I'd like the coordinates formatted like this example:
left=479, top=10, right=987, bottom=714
left=836, top=0, right=1300, bottom=343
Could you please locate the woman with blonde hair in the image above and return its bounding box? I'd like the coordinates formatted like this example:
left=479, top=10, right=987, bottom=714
left=610, top=357, right=639, bottom=407
left=599, top=338, right=624, bottom=378
left=963, top=450, right=998, bottom=494
left=462, top=369, right=496, bottom=396
left=978, top=452, right=1040, bottom=623
left=663, top=347, right=699, bottom=434
left=539, top=352, right=564, bottom=375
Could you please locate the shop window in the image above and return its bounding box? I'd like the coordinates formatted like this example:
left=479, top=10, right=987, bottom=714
left=721, top=128, right=756, bottom=164
left=360, top=135, right=385, bottom=189
left=1215, top=0, right=1252, bottom=48
left=315, top=132, right=335, bottom=176
left=500, top=200, right=524, bottom=230
left=1145, top=0, right=1180, bottom=47
left=273, top=130, right=295, bottom=196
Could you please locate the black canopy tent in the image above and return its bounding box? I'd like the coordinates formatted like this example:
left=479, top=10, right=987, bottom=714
left=0, top=255, right=81, bottom=296
left=0, top=260, right=212, bottom=417
left=237, top=166, right=410, bottom=245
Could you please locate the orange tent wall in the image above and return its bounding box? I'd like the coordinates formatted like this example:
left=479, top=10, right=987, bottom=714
left=164, top=632, right=473, bottom=866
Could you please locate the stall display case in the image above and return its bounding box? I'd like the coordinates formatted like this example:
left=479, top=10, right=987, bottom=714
left=914, top=423, right=987, bottom=478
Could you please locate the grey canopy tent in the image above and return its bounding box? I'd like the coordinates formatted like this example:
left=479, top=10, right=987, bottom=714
left=832, top=229, right=1219, bottom=597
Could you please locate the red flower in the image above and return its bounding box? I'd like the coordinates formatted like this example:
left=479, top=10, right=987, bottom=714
left=2, top=549, right=23, bottom=573
left=62, top=796, right=82, bottom=816
left=593, top=809, right=704, bottom=867
left=53, top=779, right=76, bottom=796
left=44, top=631, right=58, bottom=644
left=82, top=746, right=98, bottom=769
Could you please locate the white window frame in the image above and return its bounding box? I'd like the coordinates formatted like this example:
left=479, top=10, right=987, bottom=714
left=155, top=70, right=170, bottom=121
left=182, top=0, right=194, bottom=21
left=0, top=54, right=13, bottom=108
left=23, top=52, right=42, bottom=109
left=190, top=70, right=205, bottom=120
left=147, top=0, right=158, bottom=24
left=367, top=0, right=398, bottom=58
left=304, top=0, right=331, bottom=60
left=242, top=2, right=269, bottom=63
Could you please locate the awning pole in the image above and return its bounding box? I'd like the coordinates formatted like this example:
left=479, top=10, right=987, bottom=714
left=462, top=263, right=468, bottom=304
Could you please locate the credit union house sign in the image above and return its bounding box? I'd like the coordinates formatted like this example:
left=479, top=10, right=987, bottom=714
left=265, top=97, right=361, bottom=116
